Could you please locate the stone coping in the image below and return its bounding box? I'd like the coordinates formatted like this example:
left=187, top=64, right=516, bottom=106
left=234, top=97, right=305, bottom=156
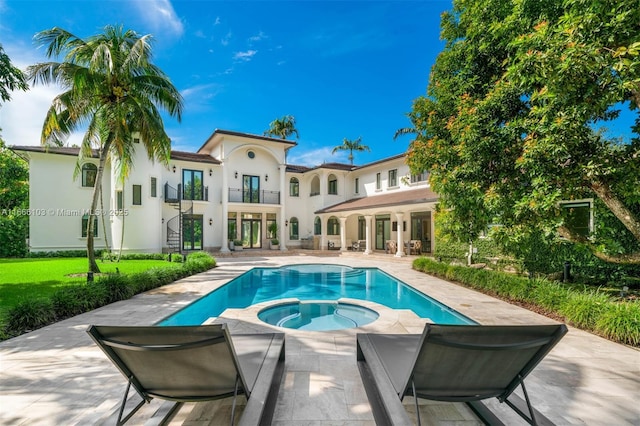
left=204, top=297, right=429, bottom=337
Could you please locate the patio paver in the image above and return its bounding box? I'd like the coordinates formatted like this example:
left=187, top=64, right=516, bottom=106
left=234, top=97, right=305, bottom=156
left=1, top=253, right=638, bottom=425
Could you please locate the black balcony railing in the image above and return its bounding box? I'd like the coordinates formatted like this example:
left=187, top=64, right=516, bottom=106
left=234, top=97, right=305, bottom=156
left=164, top=182, right=208, bottom=202
left=228, top=188, right=280, bottom=204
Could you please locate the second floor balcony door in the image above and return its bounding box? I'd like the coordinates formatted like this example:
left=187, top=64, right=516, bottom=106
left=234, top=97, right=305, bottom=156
left=243, top=175, right=260, bottom=203
left=183, top=169, right=204, bottom=201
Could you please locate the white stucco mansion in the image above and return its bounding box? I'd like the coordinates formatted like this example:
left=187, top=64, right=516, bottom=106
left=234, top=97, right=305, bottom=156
left=13, top=129, right=438, bottom=256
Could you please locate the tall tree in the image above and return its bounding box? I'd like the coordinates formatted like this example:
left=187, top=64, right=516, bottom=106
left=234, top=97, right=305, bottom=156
left=0, top=139, right=28, bottom=211
left=27, top=25, right=183, bottom=273
left=0, top=44, right=28, bottom=103
left=332, top=136, right=370, bottom=165
left=405, top=0, right=640, bottom=264
left=0, top=138, right=29, bottom=257
left=264, top=115, right=299, bottom=139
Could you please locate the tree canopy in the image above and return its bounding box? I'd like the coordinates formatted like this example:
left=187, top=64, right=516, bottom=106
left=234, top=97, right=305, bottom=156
left=27, top=25, right=183, bottom=272
left=332, top=136, right=370, bottom=165
left=406, top=0, right=640, bottom=264
left=0, top=44, right=28, bottom=103
left=264, top=115, right=299, bottom=140
left=0, top=139, right=28, bottom=211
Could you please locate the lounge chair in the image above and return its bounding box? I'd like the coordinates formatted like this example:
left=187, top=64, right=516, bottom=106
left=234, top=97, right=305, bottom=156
left=87, top=324, right=285, bottom=426
left=357, top=323, right=567, bottom=425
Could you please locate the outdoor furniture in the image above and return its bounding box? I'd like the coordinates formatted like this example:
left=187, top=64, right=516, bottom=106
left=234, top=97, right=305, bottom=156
left=409, top=239, right=422, bottom=255
left=386, top=240, right=397, bottom=254
left=357, top=323, right=568, bottom=425
left=87, top=324, right=285, bottom=426
left=352, top=240, right=366, bottom=252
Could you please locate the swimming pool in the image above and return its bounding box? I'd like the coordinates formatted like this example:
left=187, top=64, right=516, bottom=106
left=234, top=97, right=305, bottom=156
left=159, top=264, right=475, bottom=326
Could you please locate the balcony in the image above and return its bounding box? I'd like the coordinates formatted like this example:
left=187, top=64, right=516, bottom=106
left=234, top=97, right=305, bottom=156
left=164, top=183, right=209, bottom=203
left=228, top=188, right=280, bottom=205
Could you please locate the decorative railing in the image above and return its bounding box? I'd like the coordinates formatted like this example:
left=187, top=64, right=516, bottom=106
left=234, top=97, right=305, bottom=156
left=164, top=182, right=208, bottom=202
left=228, top=188, right=280, bottom=205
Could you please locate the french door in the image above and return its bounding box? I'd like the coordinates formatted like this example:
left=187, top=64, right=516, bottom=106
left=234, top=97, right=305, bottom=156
left=241, top=213, right=262, bottom=248
left=375, top=215, right=390, bottom=250
left=243, top=175, right=260, bottom=203
left=182, top=215, right=203, bottom=251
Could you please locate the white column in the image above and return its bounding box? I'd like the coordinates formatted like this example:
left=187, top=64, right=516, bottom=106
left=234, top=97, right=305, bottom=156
left=339, top=217, right=347, bottom=252
left=220, top=161, right=230, bottom=253
left=430, top=210, right=435, bottom=253
left=364, top=215, right=373, bottom=255
left=395, top=212, right=405, bottom=257
left=321, top=215, right=327, bottom=251
left=279, top=164, right=287, bottom=251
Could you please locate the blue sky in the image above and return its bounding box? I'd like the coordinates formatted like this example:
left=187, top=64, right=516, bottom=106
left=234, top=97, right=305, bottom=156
left=0, top=0, right=452, bottom=166
left=1, top=0, right=636, bottom=167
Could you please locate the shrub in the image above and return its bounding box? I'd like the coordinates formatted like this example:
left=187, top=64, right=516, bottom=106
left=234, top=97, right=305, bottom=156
left=4, top=298, right=55, bottom=336
left=27, top=250, right=104, bottom=258
left=0, top=215, right=28, bottom=257
left=2, top=252, right=216, bottom=339
left=412, top=257, right=639, bottom=347
left=530, top=280, right=571, bottom=313
left=560, top=290, right=609, bottom=330
left=52, top=284, right=107, bottom=318
left=102, top=252, right=168, bottom=261
left=595, top=302, right=640, bottom=347
left=98, top=274, right=134, bottom=303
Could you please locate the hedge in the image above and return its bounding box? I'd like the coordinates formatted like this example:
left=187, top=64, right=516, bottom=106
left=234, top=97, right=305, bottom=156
left=413, top=257, right=640, bottom=347
left=2, top=251, right=216, bottom=339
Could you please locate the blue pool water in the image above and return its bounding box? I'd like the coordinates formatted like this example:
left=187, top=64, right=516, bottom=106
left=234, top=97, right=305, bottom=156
left=258, top=301, right=379, bottom=331
left=159, top=264, right=475, bottom=326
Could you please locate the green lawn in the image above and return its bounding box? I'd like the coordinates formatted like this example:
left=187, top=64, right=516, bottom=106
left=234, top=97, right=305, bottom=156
left=0, top=258, right=181, bottom=316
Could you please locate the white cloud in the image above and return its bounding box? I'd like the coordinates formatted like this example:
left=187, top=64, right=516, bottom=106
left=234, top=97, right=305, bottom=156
left=214, top=17, right=221, bottom=26
left=248, top=31, right=267, bottom=43
left=233, top=50, right=257, bottom=62
left=133, top=0, right=184, bottom=37
left=181, top=83, right=221, bottom=100
left=0, top=43, right=83, bottom=147
left=1, top=85, right=83, bottom=147
left=220, top=31, right=232, bottom=46
left=288, top=147, right=337, bottom=167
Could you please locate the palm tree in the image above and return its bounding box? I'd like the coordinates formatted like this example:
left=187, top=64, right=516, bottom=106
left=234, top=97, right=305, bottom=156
left=331, top=137, right=370, bottom=165
left=27, top=25, right=183, bottom=273
left=392, top=127, right=417, bottom=140
left=264, top=115, right=299, bottom=139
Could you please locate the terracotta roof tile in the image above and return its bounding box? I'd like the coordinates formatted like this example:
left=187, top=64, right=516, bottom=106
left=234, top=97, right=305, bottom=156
left=315, top=187, right=438, bottom=214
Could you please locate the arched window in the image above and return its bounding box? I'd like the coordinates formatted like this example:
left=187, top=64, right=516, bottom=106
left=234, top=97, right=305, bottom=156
left=289, top=177, right=299, bottom=197
left=82, top=163, right=97, bottom=187
left=310, top=176, right=320, bottom=196
left=327, top=216, right=340, bottom=235
left=328, top=174, right=338, bottom=195
left=314, top=216, right=321, bottom=235
left=289, top=217, right=299, bottom=240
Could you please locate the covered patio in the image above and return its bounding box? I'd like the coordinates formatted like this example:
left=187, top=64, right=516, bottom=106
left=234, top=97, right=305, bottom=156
left=313, top=187, right=439, bottom=256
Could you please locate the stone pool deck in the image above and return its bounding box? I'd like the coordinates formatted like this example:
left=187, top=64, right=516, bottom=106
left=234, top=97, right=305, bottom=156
left=1, top=253, right=638, bottom=425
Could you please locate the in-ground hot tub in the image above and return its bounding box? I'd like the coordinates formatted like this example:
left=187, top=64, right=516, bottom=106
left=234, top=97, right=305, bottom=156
left=258, top=301, right=379, bottom=331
